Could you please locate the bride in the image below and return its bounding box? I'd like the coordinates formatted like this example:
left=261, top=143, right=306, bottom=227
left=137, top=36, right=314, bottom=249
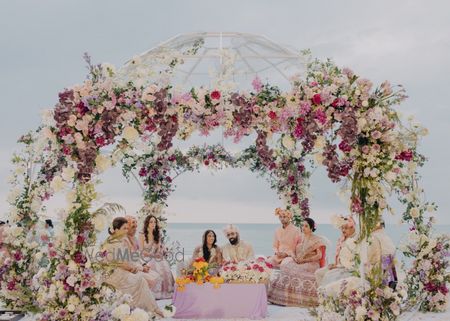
left=102, top=217, right=163, bottom=317
left=268, top=218, right=325, bottom=307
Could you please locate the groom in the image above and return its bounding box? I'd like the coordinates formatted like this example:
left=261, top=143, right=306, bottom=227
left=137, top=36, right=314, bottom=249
left=222, top=224, right=254, bottom=263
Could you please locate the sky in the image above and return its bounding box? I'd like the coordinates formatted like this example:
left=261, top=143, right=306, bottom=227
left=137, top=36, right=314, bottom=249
left=0, top=0, right=449, bottom=224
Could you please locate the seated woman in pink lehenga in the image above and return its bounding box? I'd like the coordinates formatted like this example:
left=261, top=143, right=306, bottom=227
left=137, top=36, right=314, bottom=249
left=139, top=215, right=174, bottom=299
left=102, top=217, right=163, bottom=317
left=268, top=218, right=325, bottom=307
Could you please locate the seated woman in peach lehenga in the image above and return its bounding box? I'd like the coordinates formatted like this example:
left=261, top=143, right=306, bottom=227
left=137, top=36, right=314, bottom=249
left=102, top=217, right=163, bottom=317
left=268, top=218, right=325, bottom=307
left=139, top=215, right=174, bottom=299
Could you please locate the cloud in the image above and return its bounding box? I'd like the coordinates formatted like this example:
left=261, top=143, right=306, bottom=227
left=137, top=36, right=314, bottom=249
left=0, top=0, right=449, bottom=224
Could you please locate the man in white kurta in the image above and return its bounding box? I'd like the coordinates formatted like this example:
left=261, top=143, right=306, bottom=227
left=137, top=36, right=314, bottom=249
left=316, top=216, right=358, bottom=288
left=221, top=224, right=254, bottom=262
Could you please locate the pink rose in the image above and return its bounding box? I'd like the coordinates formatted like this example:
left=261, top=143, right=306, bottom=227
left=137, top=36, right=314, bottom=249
left=371, top=130, right=382, bottom=140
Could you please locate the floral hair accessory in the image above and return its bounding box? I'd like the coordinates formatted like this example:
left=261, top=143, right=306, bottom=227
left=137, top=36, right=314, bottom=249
left=274, top=208, right=283, bottom=216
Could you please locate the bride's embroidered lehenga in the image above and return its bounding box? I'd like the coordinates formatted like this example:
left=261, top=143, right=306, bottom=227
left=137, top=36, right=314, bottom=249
left=268, top=234, right=325, bottom=307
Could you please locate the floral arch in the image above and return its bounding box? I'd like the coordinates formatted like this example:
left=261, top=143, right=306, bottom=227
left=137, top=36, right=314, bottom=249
left=1, top=33, right=448, bottom=320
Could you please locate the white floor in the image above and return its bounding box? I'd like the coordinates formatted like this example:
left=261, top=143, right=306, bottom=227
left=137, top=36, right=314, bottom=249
left=158, top=299, right=450, bottom=321
left=11, top=300, right=449, bottom=321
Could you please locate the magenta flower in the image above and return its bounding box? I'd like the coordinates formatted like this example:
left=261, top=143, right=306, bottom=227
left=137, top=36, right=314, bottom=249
left=7, top=280, right=16, bottom=291
left=351, top=197, right=364, bottom=214
left=139, top=167, right=148, bottom=177
left=210, top=90, right=221, bottom=100
left=312, top=93, right=322, bottom=105
left=338, top=141, right=352, bottom=153
left=395, top=150, right=413, bottom=161
left=76, top=234, right=85, bottom=246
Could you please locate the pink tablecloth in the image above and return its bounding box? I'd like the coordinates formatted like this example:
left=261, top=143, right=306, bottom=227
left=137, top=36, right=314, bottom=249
left=172, top=283, right=268, bottom=319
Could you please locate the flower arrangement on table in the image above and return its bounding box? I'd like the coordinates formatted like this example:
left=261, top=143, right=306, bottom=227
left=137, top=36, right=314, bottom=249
left=175, top=258, right=224, bottom=291
left=220, top=257, right=273, bottom=284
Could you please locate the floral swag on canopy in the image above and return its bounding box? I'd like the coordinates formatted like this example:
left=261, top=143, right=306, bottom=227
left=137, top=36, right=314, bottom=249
left=0, top=40, right=448, bottom=321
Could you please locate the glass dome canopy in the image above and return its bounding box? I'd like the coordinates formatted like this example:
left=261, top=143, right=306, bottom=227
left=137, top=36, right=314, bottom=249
left=115, top=32, right=307, bottom=90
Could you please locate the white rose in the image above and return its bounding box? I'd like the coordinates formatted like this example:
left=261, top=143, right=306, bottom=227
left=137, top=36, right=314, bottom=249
left=410, top=207, right=420, bottom=218
left=93, top=215, right=107, bottom=231
left=67, top=304, right=76, bottom=312
left=95, top=154, right=111, bottom=172
left=30, top=198, right=42, bottom=212
left=41, top=126, right=56, bottom=141
left=112, top=304, right=131, bottom=319
left=282, top=135, right=295, bottom=150
left=61, top=167, right=76, bottom=181
left=41, top=109, right=56, bottom=126
left=68, top=260, right=78, bottom=272
left=50, top=176, right=66, bottom=192
left=66, top=190, right=77, bottom=205
left=314, top=136, right=326, bottom=149
left=385, top=171, right=397, bottom=182
left=129, top=308, right=150, bottom=321
left=355, top=306, right=367, bottom=321
left=357, top=118, right=367, bottom=131
left=7, top=188, right=21, bottom=203
left=314, top=153, right=325, bottom=165
left=426, top=205, right=435, bottom=212
left=35, top=252, right=43, bottom=261
left=362, top=100, right=369, bottom=107
left=123, top=126, right=139, bottom=142
left=66, top=275, right=78, bottom=287
left=10, top=226, right=23, bottom=238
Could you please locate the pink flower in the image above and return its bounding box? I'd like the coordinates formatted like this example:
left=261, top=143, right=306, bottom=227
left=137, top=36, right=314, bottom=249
left=331, top=97, right=347, bottom=108
left=314, top=108, right=327, bottom=125
left=351, top=197, right=363, bottom=214
left=312, top=93, right=322, bottom=105
left=299, top=102, right=311, bottom=115
left=210, top=90, right=221, bottom=100
left=252, top=76, right=263, bottom=92
left=371, top=130, right=382, bottom=140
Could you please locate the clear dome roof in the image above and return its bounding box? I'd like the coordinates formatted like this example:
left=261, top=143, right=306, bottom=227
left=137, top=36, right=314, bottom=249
left=115, top=32, right=307, bottom=90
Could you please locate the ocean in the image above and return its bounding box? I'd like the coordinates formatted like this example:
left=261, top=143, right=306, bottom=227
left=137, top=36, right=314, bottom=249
left=119, top=223, right=450, bottom=263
